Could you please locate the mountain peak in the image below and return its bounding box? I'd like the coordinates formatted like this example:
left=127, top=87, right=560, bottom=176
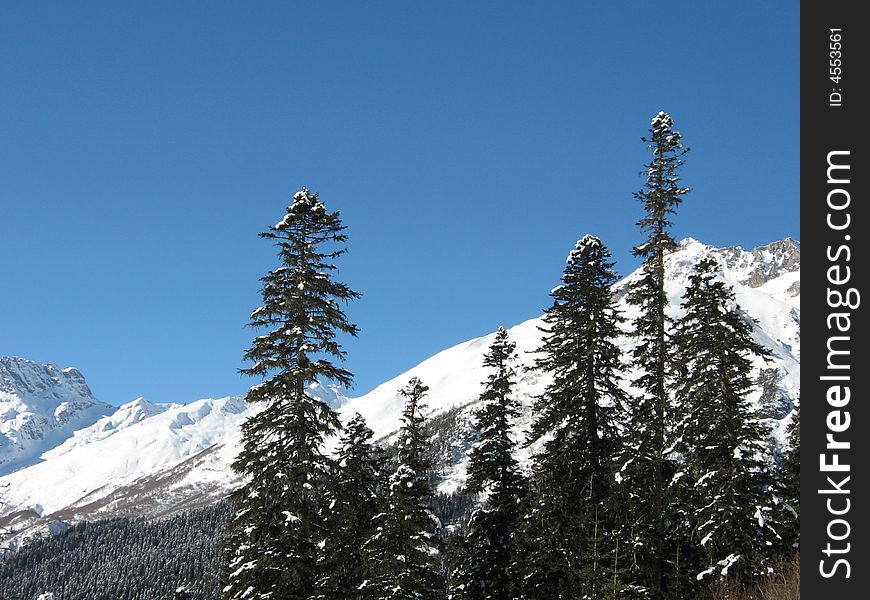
left=677, top=236, right=706, bottom=248
left=119, top=396, right=160, bottom=412
left=112, top=397, right=167, bottom=424
left=1, top=358, right=113, bottom=476
left=0, top=356, right=95, bottom=402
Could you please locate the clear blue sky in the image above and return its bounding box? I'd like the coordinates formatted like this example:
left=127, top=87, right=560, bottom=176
left=1, top=1, right=798, bottom=406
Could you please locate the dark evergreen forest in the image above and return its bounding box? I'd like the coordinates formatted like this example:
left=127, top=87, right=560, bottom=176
left=0, top=503, right=231, bottom=600
left=0, top=494, right=473, bottom=600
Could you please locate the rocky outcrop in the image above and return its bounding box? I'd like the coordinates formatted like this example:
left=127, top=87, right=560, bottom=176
left=716, top=238, right=800, bottom=289
left=0, top=357, right=113, bottom=475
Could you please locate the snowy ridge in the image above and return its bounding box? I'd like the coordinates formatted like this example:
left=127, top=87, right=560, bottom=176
left=45, top=397, right=170, bottom=456
left=0, top=237, right=799, bottom=546
left=2, top=396, right=248, bottom=517
left=0, top=396, right=250, bottom=549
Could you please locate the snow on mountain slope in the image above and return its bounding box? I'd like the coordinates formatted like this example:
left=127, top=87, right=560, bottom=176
left=1, top=396, right=248, bottom=517
left=307, top=380, right=351, bottom=409
left=0, top=237, right=799, bottom=546
left=45, top=397, right=171, bottom=456
left=338, top=317, right=548, bottom=441
left=0, top=357, right=114, bottom=475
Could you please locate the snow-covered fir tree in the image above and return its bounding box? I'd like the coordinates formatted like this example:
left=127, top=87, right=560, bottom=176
left=364, top=378, right=445, bottom=599
left=517, top=235, right=628, bottom=599
left=222, top=188, right=360, bottom=600
left=617, top=111, right=690, bottom=600
left=455, top=327, right=525, bottom=600
left=671, top=257, right=779, bottom=588
left=316, top=412, right=386, bottom=599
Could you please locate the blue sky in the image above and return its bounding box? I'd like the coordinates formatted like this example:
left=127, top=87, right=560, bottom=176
left=1, top=1, right=798, bottom=405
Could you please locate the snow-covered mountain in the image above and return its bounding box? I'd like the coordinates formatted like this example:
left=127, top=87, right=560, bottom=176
left=0, top=237, right=800, bottom=548
left=0, top=394, right=251, bottom=548
left=0, top=357, right=115, bottom=476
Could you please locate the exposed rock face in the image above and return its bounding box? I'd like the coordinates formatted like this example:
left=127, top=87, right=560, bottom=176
left=0, top=357, right=95, bottom=401
left=717, top=238, right=800, bottom=289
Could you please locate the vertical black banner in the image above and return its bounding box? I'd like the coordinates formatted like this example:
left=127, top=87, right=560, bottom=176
left=802, top=1, right=867, bottom=597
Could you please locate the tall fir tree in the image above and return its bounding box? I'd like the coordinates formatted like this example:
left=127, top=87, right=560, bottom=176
left=222, top=188, right=360, bottom=600
left=315, top=412, right=386, bottom=599
left=456, top=327, right=525, bottom=600
left=617, top=111, right=689, bottom=599
left=517, top=235, right=627, bottom=599
left=671, top=257, right=779, bottom=588
left=364, top=378, right=445, bottom=599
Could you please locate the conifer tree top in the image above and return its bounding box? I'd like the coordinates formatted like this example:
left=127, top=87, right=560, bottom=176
left=650, top=111, right=683, bottom=145
left=274, top=187, right=328, bottom=230
left=399, top=377, right=430, bottom=422
left=346, top=411, right=369, bottom=431
left=646, top=111, right=687, bottom=164
left=567, top=234, right=603, bottom=262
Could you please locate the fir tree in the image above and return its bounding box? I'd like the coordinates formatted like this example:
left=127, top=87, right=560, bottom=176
left=779, top=402, right=800, bottom=551
left=756, top=367, right=790, bottom=419
left=222, top=188, right=360, bottom=600
left=364, top=378, right=445, bottom=599
left=518, top=235, right=627, bottom=599
left=671, top=257, right=779, bottom=587
left=617, top=111, right=689, bottom=599
left=316, top=413, right=386, bottom=599
left=456, top=327, right=525, bottom=600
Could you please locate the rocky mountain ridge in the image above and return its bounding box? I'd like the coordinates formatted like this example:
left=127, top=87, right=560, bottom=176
left=1, top=357, right=114, bottom=476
